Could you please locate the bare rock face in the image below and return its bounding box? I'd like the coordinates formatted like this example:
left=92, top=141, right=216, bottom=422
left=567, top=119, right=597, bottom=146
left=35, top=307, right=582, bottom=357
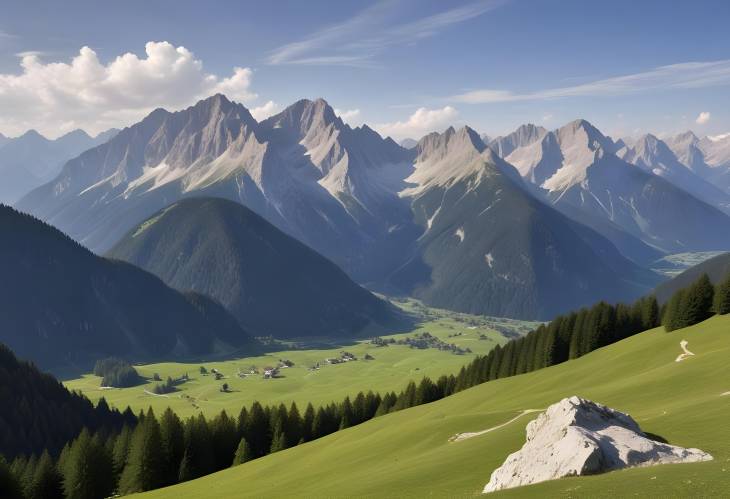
left=483, top=396, right=712, bottom=493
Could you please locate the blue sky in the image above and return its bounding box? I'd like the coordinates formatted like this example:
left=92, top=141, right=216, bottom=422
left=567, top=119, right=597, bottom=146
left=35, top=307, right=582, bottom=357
left=1, top=0, right=729, bottom=140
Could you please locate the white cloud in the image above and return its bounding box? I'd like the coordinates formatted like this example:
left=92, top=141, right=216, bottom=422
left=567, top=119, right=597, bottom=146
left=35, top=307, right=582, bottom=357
left=696, top=111, right=711, bottom=125
left=334, top=108, right=361, bottom=124
left=267, top=0, right=506, bottom=66
left=451, top=59, right=730, bottom=104
left=0, top=41, right=260, bottom=137
left=250, top=100, right=281, bottom=121
left=15, top=50, right=47, bottom=58
left=375, top=106, right=458, bottom=140
left=541, top=113, right=553, bottom=122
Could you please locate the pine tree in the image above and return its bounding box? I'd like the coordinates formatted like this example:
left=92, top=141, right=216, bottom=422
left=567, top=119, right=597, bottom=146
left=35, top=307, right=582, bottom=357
left=269, top=421, right=287, bottom=453
left=715, top=272, right=730, bottom=315
left=664, top=288, right=686, bottom=331
left=177, top=414, right=215, bottom=482
left=236, top=407, right=248, bottom=439
left=231, top=438, right=253, bottom=466
left=119, top=408, right=164, bottom=493
left=159, top=408, right=184, bottom=486
left=351, top=393, right=367, bottom=426
left=20, top=453, right=38, bottom=496
left=415, top=377, right=439, bottom=405
left=683, top=274, right=715, bottom=326
left=300, top=403, right=315, bottom=443
left=27, top=450, right=63, bottom=499
left=339, top=397, right=354, bottom=429
left=244, top=402, right=271, bottom=458
left=0, top=456, right=23, bottom=499
left=286, top=402, right=302, bottom=447
left=641, top=296, right=660, bottom=329
left=375, top=392, right=396, bottom=416
left=111, top=425, right=132, bottom=482
left=311, top=407, right=327, bottom=440
left=364, top=391, right=381, bottom=420
left=62, top=429, right=114, bottom=499
left=211, top=410, right=238, bottom=471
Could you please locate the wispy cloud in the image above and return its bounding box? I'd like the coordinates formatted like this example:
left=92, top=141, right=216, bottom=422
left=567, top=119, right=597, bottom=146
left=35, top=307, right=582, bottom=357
left=451, top=60, right=730, bottom=103
left=267, top=0, right=506, bottom=66
left=15, top=50, right=47, bottom=58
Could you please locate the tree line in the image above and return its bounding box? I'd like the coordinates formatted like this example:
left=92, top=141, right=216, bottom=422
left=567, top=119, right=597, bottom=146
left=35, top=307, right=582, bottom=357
left=451, top=272, right=730, bottom=392
left=663, top=273, right=730, bottom=331
left=0, top=381, right=459, bottom=498
left=93, top=358, right=140, bottom=388
left=0, top=345, right=134, bottom=461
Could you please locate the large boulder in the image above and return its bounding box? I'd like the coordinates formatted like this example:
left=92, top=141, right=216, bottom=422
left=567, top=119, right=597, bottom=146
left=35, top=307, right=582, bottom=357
left=484, top=396, right=712, bottom=493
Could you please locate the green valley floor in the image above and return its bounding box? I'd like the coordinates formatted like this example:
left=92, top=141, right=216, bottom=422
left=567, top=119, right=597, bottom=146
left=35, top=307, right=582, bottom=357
left=135, top=314, right=730, bottom=498
left=65, top=300, right=535, bottom=418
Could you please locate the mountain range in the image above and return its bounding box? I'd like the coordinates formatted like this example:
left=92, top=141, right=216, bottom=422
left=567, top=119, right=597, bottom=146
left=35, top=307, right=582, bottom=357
left=664, top=131, right=730, bottom=195
left=0, top=128, right=118, bottom=204
left=107, top=197, right=400, bottom=337
left=16, top=95, right=668, bottom=320
left=387, top=125, right=657, bottom=318
left=0, top=204, right=257, bottom=370
left=493, top=120, right=730, bottom=261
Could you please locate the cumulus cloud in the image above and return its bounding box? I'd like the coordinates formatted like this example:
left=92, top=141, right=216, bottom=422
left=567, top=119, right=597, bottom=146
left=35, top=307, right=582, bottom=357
left=696, top=111, right=711, bottom=124
left=0, top=41, right=260, bottom=137
left=250, top=100, right=281, bottom=121
left=334, top=108, right=361, bottom=124
left=375, top=106, right=458, bottom=140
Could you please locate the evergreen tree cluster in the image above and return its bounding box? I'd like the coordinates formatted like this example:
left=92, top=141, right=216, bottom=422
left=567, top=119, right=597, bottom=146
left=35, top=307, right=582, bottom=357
left=2, top=378, right=461, bottom=498
left=93, top=358, right=140, bottom=388
left=451, top=295, right=661, bottom=390
left=663, top=273, right=728, bottom=331
left=0, top=344, right=135, bottom=460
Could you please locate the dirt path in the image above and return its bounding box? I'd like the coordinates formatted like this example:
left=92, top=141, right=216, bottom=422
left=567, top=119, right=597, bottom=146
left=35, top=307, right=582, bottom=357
left=675, top=340, right=695, bottom=362
left=144, top=389, right=170, bottom=398
left=449, top=409, right=543, bottom=442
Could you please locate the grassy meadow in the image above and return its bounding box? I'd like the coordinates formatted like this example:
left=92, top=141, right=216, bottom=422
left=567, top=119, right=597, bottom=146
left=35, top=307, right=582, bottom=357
left=134, top=314, right=730, bottom=498
left=65, top=299, right=537, bottom=418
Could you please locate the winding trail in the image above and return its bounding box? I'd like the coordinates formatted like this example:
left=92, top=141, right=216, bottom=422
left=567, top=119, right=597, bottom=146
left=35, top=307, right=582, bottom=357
left=143, top=389, right=170, bottom=398
left=449, top=409, right=543, bottom=442
left=675, top=340, right=695, bottom=362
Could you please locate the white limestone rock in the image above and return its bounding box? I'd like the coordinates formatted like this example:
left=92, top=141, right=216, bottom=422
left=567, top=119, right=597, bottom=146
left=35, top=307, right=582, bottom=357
left=483, top=396, right=712, bottom=493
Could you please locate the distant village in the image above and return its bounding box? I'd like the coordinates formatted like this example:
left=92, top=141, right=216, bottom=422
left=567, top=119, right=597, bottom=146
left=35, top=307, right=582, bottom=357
left=370, top=332, right=472, bottom=355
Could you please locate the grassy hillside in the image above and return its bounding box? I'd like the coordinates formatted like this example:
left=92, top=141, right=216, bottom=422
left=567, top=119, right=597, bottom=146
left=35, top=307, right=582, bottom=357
left=137, top=314, right=730, bottom=498
left=65, top=301, right=535, bottom=418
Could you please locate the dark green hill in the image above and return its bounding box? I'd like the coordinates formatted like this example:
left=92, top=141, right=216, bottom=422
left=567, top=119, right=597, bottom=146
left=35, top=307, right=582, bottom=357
left=0, top=205, right=257, bottom=370
left=107, top=197, right=400, bottom=338
left=0, top=342, right=133, bottom=459
left=654, top=252, right=730, bottom=303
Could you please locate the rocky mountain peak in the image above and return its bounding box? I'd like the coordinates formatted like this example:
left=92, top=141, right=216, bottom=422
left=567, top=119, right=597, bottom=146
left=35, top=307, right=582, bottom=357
left=490, top=123, right=547, bottom=157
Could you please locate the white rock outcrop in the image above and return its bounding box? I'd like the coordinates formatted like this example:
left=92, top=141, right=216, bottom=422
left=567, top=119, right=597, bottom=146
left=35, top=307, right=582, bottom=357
left=483, top=396, right=712, bottom=493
